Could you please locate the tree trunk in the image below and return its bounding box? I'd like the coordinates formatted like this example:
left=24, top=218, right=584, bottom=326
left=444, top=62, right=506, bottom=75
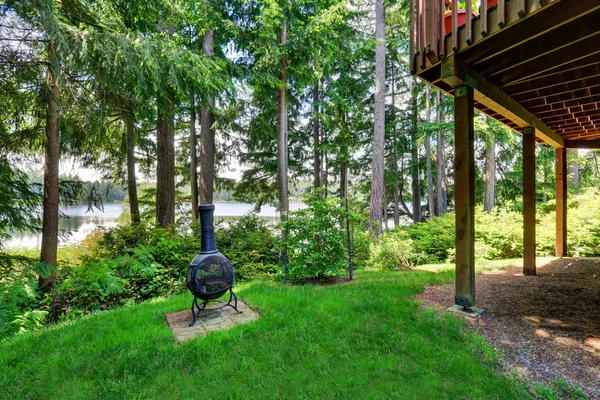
left=542, top=147, right=548, bottom=203
left=190, top=95, right=199, bottom=218
left=391, top=59, right=400, bottom=227
left=425, top=86, right=434, bottom=220
left=126, top=114, right=140, bottom=223
left=156, top=99, right=175, bottom=228
left=340, top=135, right=348, bottom=202
left=323, top=145, right=328, bottom=198
left=484, top=130, right=496, bottom=212
left=567, top=149, right=579, bottom=184
left=411, top=79, right=421, bottom=223
left=200, top=29, right=216, bottom=205
left=277, top=14, right=289, bottom=222
left=313, top=81, right=321, bottom=191
left=436, top=92, right=448, bottom=216
left=40, top=42, right=60, bottom=288
left=383, top=191, right=389, bottom=231
left=369, top=0, right=386, bottom=235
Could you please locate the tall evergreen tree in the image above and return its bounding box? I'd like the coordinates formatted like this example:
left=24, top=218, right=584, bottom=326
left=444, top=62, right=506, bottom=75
left=369, top=0, right=386, bottom=235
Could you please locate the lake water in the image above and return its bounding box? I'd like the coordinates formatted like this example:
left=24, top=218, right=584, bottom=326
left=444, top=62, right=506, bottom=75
left=5, top=202, right=306, bottom=249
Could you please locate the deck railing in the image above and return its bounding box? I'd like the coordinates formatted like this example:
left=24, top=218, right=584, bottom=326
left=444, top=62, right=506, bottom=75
left=410, top=0, right=552, bottom=74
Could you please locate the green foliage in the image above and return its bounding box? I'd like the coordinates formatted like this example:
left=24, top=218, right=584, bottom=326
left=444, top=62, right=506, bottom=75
left=537, top=189, right=600, bottom=257
left=369, top=230, right=418, bottom=270
left=1, top=212, right=289, bottom=339
left=400, top=207, right=527, bottom=265
left=532, top=377, right=586, bottom=400
left=0, top=262, right=56, bottom=338
left=474, top=208, right=524, bottom=261
left=282, top=191, right=353, bottom=282
left=351, top=230, right=373, bottom=269
left=215, top=214, right=279, bottom=282
left=57, top=239, right=185, bottom=318
left=403, top=213, right=456, bottom=264
left=0, top=162, right=42, bottom=247
left=394, top=189, right=600, bottom=266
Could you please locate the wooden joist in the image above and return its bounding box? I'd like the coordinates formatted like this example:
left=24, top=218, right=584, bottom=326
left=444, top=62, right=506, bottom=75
left=479, top=10, right=600, bottom=81
left=514, top=52, right=600, bottom=85
left=533, top=95, right=600, bottom=116
left=522, top=85, right=600, bottom=110
left=565, top=139, right=600, bottom=149
left=504, top=63, right=600, bottom=96
left=513, top=77, right=600, bottom=104
left=494, top=42, right=600, bottom=87
left=441, top=55, right=565, bottom=148
left=459, top=0, right=600, bottom=66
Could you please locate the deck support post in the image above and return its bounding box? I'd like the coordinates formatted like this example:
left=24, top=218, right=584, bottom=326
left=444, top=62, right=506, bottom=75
left=454, top=85, right=476, bottom=307
left=555, top=147, right=568, bottom=257
left=523, top=127, right=536, bottom=275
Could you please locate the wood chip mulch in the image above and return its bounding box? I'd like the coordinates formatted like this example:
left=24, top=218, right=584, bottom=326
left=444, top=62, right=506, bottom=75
left=416, top=257, right=600, bottom=398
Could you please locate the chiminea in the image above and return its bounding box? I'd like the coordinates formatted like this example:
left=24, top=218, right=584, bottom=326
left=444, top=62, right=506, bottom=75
left=186, top=204, right=240, bottom=326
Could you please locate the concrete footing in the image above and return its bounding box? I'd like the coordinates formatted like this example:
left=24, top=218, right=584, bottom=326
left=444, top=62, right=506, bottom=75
left=447, top=304, right=485, bottom=318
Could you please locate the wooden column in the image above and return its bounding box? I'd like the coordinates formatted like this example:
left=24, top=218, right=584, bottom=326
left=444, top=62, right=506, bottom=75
left=523, top=127, right=536, bottom=275
left=454, top=85, right=475, bottom=307
left=556, top=147, right=568, bottom=257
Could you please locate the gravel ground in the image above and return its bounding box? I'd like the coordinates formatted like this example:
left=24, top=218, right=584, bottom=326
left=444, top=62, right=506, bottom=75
left=416, top=257, right=600, bottom=398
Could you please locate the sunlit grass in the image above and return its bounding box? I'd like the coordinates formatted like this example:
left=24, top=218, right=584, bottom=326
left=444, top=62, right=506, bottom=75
left=0, top=270, right=530, bottom=399
left=415, top=257, right=558, bottom=273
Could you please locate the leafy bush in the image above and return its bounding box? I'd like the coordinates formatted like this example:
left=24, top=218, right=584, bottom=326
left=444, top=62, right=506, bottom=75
left=0, top=262, right=55, bottom=338
left=282, top=191, right=354, bottom=282
left=537, top=189, right=600, bottom=257
left=351, top=230, right=373, bottom=269
left=403, top=213, right=455, bottom=264
left=400, top=189, right=600, bottom=265
left=402, top=208, right=524, bottom=264
left=215, top=214, right=279, bottom=282
left=475, top=208, right=524, bottom=260
left=369, top=230, right=418, bottom=270
left=98, top=222, right=153, bottom=256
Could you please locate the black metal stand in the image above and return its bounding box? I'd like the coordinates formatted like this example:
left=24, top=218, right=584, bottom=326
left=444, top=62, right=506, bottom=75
left=189, top=287, right=241, bottom=327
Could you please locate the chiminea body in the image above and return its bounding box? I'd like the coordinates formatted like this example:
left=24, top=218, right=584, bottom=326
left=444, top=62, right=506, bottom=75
left=186, top=204, right=235, bottom=301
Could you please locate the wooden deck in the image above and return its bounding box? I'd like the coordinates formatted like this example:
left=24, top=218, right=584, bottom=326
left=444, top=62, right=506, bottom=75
left=410, top=0, right=600, bottom=308
left=412, top=0, right=600, bottom=147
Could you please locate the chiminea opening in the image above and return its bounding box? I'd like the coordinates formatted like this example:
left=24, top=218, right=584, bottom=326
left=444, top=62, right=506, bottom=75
left=186, top=204, right=240, bottom=326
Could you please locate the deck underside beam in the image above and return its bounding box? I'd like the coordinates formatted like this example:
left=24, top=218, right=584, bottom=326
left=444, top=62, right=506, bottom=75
left=565, top=140, right=600, bottom=149
left=441, top=55, right=565, bottom=148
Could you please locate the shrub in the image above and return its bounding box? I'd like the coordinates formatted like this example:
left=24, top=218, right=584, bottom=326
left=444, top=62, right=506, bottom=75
left=403, top=213, right=455, bottom=264
left=537, top=189, right=600, bottom=257
left=351, top=230, right=373, bottom=269
left=401, top=189, right=600, bottom=264
left=475, top=207, right=523, bottom=260
left=282, top=191, right=354, bottom=282
left=369, top=230, right=417, bottom=270
left=98, top=222, right=152, bottom=256
left=57, top=241, right=186, bottom=319
left=0, top=262, right=55, bottom=338
left=215, top=214, right=279, bottom=282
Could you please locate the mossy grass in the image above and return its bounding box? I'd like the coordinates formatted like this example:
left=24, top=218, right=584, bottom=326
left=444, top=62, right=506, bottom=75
left=0, top=270, right=529, bottom=399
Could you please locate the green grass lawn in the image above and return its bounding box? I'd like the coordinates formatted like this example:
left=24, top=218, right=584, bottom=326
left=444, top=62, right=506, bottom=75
left=0, top=269, right=529, bottom=399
